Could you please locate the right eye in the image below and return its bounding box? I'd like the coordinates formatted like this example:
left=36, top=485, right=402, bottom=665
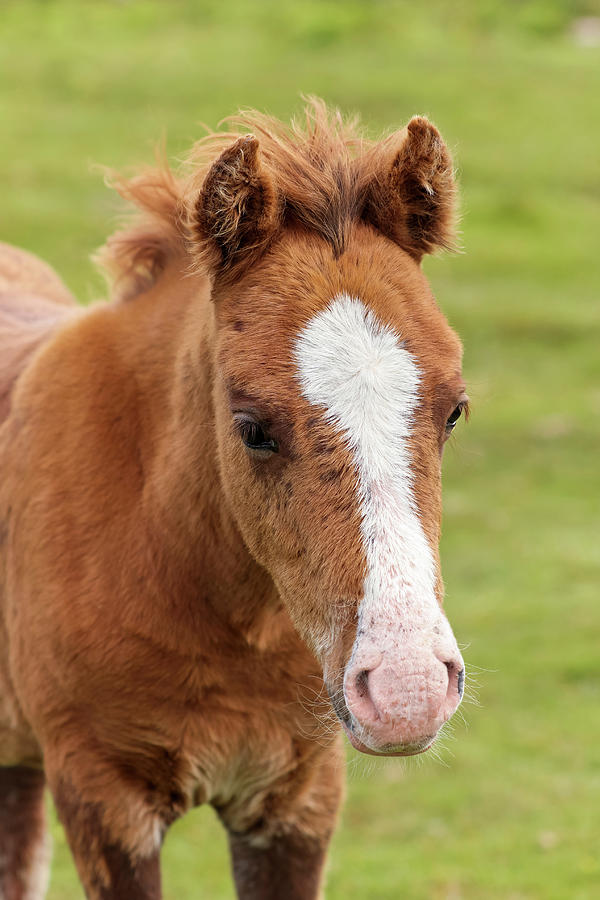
left=237, top=419, right=279, bottom=454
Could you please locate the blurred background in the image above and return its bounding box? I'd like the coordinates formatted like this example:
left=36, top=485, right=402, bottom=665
left=1, top=1, right=599, bottom=897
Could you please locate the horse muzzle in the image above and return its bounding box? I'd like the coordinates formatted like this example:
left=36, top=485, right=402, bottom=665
left=327, top=625, right=465, bottom=757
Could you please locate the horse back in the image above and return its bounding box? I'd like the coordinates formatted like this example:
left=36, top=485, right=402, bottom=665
left=0, top=243, right=77, bottom=424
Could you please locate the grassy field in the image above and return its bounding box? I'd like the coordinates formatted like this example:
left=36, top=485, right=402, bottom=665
left=1, top=1, right=599, bottom=897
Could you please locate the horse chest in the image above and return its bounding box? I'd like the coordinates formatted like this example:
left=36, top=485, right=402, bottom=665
left=112, top=637, right=323, bottom=820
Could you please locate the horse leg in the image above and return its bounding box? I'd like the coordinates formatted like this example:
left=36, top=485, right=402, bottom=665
left=49, top=772, right=163, bottom=900
left=0, top=766, right=50, bottom=900
left=228, top=829, right=329, bottom=900
left=223, top=740, right=345, bottom=900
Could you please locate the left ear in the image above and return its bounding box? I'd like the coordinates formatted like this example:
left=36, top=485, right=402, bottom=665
left=363, top=116, right=457, bottom=261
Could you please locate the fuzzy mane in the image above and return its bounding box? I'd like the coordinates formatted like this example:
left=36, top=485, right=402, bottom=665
left=96, top=99, right=395, bottom=301
left=96, top=98, right=455, bottom=301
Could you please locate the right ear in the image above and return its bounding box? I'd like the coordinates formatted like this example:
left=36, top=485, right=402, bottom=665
left=190, top=135, right=282, bottom=283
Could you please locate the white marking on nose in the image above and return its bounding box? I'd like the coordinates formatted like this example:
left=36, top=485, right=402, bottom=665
left=294, top=293, right=441, bottom=639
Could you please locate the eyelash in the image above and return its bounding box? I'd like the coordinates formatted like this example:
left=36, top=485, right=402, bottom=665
left=445, top=400, right=468, bottom=434
left=237, top=419, right=279, bottom=453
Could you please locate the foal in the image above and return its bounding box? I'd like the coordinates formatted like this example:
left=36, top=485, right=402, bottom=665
left=0, top=102, right=468, bottom=899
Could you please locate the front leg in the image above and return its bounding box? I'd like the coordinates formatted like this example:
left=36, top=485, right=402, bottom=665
left=49, top=771, right=164, bottom=900
left=223, top=736, right=345, bottom=900
left=228, top=829, right=328, bottom=900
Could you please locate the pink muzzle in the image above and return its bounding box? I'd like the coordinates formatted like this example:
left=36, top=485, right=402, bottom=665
left=340, top=625, right=464, bottom=755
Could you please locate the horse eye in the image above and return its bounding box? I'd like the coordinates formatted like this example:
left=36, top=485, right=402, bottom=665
left=238, top=420, right=279, bottom=454
left=446, top=405, right=463, bottom=432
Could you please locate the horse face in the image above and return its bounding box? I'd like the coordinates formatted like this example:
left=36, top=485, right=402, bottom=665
left=212, top=226, right=466, bottom=756
left=197, top=112, right=466, bottom=755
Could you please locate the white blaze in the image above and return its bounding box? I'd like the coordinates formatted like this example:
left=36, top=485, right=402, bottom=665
left=294, top=293, right=442, bottom=653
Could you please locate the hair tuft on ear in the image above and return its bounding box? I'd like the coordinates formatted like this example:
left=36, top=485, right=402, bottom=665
left=188, top=135, right=282, bottom=283
left=363, top=116, right=458, bottom=261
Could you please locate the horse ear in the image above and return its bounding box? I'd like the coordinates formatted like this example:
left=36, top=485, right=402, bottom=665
left=192, top=135, right=282, bottom=281
left=363, top=117, right=457, bottom=261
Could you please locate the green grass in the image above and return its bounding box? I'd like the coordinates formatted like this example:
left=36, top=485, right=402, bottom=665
left=2, top=1, right=599, bottom=897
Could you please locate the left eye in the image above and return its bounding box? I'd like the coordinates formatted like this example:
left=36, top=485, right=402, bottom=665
left=238, top=420, right=279, bottom=453
left=446, top=405, right=463, bottom=432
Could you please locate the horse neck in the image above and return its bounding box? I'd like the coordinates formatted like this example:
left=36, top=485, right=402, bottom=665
left=122, top=259, right=279, bottom=638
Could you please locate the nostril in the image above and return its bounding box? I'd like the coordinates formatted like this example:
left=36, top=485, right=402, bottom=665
left=354, top=669, right=370, bottom=699
left=444, top=661, right=465, bottom=700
